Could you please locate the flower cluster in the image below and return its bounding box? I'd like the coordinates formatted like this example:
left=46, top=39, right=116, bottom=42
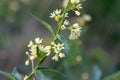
left=24, top=0, right=85, bottom=79
left=25, top=38, right=51, bottom=65
left=51, top=42, right=65, bottom=61
left=25, top=37, right=65, bottom=66
left=68, top=23, right=81, bottom=40
left=50, top=0, right=83, bottom=40
left=70, top=0, right=82, bottom=16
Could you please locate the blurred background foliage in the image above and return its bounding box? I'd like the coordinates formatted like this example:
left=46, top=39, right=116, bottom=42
left=0, top=0, right=120, bottom=80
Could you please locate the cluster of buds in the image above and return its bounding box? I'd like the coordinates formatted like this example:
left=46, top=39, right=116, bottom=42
left=70, top=0, right=82, bottom=16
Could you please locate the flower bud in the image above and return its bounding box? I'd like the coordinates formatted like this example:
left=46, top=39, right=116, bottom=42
left=25, top=60, right=29, bottom=66
left=75, top=11, right=80, bottom=16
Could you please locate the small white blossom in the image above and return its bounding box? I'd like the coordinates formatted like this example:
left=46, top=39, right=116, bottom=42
left=50, top=12, right=56, bottom=18
left=54, top=9, right=61, bottom=15
left=64, top=20, right=70, bottom=25
left=73, top=23, right=80, bottom=28
left=65, top=13, right=69, bottom=17
left=52, top=55, right=59, bottom=61
left=30, top=55, right=37, bottom=60
left=25, top=51, right=29, bottom=55
left=57, top=43, right=65, bottom=51
left=50, top=9, right=62, bottom=21
left=35, top=37, right=42, bottom=44
left=52, top=44, right=59, bottom=53
left=69, top=23, right=81, bottom=40
left=51, top=42, right=65, bottom=61
left=59, top=53, right=65, bottom=58
left=75, top=10, right=80, bottom=16
left=76, top=4, right=82, bottom=10
left=61, top=25, right=66, bottom=30
left=71, top=0, right=80, bottom=4
left=23, top=75, right=28, bottom=80
left=25, top=60, right=29, bottom=66
left=29, top=45, right=37, bottom=55
left=52, top=43, right=64, bottom=53
left=44, top=46, right=51, bottom=56
left=39, top=45, right=44, bottom=52
left=61, top=20, right=69, bottom=30
left=27, top=41, right=33, bottom=47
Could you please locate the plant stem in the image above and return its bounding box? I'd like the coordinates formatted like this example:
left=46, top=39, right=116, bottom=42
left=53, top=0, right=70, bottom=41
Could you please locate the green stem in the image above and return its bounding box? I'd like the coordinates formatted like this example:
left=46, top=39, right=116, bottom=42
left=26, top=54, right=47, bottom=80
left=53, top=0, right=70, bottom=41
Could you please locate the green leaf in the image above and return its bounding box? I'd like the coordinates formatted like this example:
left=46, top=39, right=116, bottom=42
left=31, top=14, right=56, bottom=37
left=57, top=1, right=64, bottom=11
left=0, top=70, right=18, bottom=80
left=65, top=0, right=72, bottom=12
left=38, top=55, right=47, bottom=66
left=60, top=35, right=70, bottom=55
left=11, top=68, right=22, bottom=80
left=103, top=71, right=120, bottom=80
left=37, top=46, right=42, bottom=57
left=35, top=70, right=45, bottom=80
left=37, top=67, right=66, bottom=78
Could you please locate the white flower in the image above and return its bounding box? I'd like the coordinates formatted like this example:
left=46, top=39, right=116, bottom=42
left=59, top=53, right=65, bottom=58
left=52, top=42, right=65, bottom=61
left=65, top=13, right=69, bottom=17
left=30, top=55, right=37, bottom=60
left=61, top=25, right=66, bottom=30
left=61, top=20, right=69, bottom=30
left=69, top=29, right=80, bottom=40
left=71, top=0, right=80, bottom=4
left=44, top=46, right=51, bottom=56
left=54, top=9, right=61, bottom=15
left=28, top=40, right=33, bottom=47
left=35, top=37, right=42, bottom=44
left=25, top=60, right=29, bottom=66
left=64, top=19, right=70, bottom=25
left=50, top=12, right=56, bottom=18
left=29, top=45, right=37, bottom=55
left=23, top=75, right=28, bottom=80
left=52, top=44, right=59, bottom=53
left=52, top=55, right=58, bottom=61
left=25, top=51, right=29, bottom=55
left=69, top=23, right=81, bottom=40
left=57, top=43, right=65, bottom=51
left=76, top=4, right=82, bottom=10
left=74, top=10, right=80, bottom=16
left=50, top=9, right=62, bottom=21
left=52, top=43, right=64, bottom=52
left=73, top=23, right=80, bottom=28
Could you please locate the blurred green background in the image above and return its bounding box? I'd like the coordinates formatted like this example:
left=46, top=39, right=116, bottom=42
left=0, top=0, right=120, bottom=80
